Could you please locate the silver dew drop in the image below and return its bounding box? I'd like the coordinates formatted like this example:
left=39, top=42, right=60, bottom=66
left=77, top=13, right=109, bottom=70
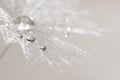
left=26, top=35, right=36, bottom=43
left=64, top=27, right=72, bottom=37
left=40, top=45, right=46, bottom=51
left=15, top=15, right=34, bottom=31
left=18, top=33, right=23, bottom=39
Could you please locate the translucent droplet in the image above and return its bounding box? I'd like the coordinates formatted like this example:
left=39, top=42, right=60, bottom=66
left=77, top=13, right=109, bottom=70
left=18, top=33, right=23, bottom=39
left=64, top=32, right=70, bottom=37
left=49, top=26, right=54, bottom=30
left=15, top=15, right=35, bottom=31
left=40, top=45, right=46, bottom=51
left=26, top=35, right=36, bottom=43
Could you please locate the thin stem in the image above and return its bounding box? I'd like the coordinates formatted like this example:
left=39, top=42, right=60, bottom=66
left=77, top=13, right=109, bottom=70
left=0, top=43, right=12, bottom=60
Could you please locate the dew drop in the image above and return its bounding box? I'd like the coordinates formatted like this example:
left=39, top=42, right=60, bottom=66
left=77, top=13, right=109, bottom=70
left=26, top=35, right=36, bottom=43
left=15, top=15, right=34, bottom=31
left=40, top=45, right=46, bottom=51
left=18, top=33, right=23, bottom=39
left=64, top=27, right=72, bottom=37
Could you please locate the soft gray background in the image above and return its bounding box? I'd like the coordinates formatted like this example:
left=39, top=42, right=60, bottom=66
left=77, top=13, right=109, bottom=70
left=0, top=0, right=120, bottom=80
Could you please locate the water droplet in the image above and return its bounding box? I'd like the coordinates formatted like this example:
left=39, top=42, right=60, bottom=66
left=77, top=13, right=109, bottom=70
left=15, top=15, right=35, bottom=31
left=26, top=35, right=36, bottom=43
left=64, top=27, right=72, bottom=37
left=49, top=26, right=54, bottom=30
left=66, top=27, right=72, bottom=32
left=40, top=45, right=46, bottom=51
left=18, top=33, right=23, bottom=39
left=64, top=32, right=70, bottom=37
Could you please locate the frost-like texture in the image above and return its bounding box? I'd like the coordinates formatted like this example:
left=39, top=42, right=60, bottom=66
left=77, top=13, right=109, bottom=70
left=0, top=0, right=104, bottom=67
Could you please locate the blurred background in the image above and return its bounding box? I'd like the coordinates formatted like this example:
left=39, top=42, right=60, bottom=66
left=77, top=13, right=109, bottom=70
left=0, top=0, right=120, bottom=80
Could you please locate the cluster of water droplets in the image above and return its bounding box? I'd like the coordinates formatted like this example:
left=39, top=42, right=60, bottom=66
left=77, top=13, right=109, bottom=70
left=0, top=0, right=105, bottom=68
left=14, top=15, right=47, bottom=52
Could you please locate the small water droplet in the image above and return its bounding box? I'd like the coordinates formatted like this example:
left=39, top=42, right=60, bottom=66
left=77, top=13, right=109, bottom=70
left=49, top=26, right=54, bottom=30
left=26, top=35, right=36, bottom=43
left=18, top=33, right=23, bottom=39
left=66, top=27, right=72, bottom=32
left=64, top=27, right=72, bottom=38
left=40, top=45, right=46, bottom=51
left=64, top=32, right=70, bottom=38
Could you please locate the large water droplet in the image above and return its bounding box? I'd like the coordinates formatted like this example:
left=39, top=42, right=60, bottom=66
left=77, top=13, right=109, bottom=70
left=15, top=15, right=35, bottom=31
